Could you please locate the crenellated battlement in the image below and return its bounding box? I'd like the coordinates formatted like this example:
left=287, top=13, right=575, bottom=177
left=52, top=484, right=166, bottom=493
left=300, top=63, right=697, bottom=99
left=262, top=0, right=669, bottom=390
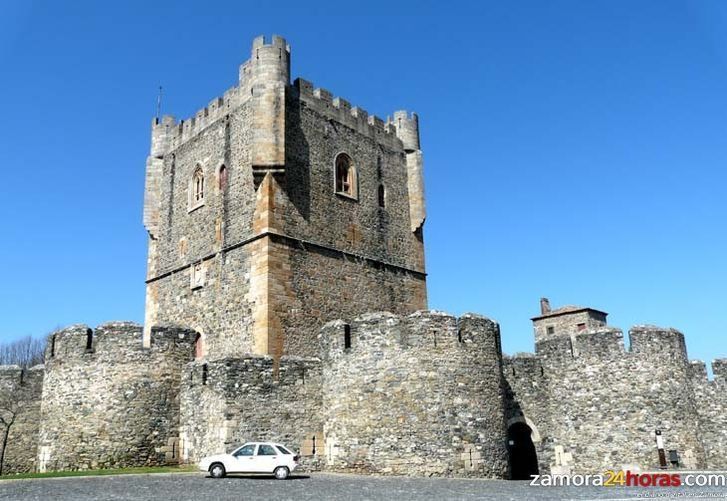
left=629, top=325, right=687, bottom=357
left=150, top=85, right=244, bottom=155
left=294, top=78, right=403, bottom=150
left=319, top=310, right=500, bottom=359
left=184, top=355, right=321, bottom=394
left=45, top=322, right=197, bottom=364
left=503, top=353, right=544, bottom=379
left=691, top=359, right=727, bottom=385
left=536, top=324, right=690, bottom=366
left=575, top=327, right=625, bottom=357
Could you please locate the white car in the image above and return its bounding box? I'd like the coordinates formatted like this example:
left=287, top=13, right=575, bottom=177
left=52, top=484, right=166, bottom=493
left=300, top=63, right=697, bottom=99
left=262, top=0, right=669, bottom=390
left=198, top=442, right=299, bottom=479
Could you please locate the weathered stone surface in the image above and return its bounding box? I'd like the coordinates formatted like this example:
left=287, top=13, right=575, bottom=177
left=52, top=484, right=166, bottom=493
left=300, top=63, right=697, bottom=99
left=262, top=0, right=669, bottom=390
left=504, top=303, right=721, bottom=475
left=179, top=355, right=324, bottom=472
left=0, top=364, right=43, bottom=473
left=36, top=323, right=197, bottom=471
left=318, top=311, right=508, bottom=478
left=4, top=36, right=726, bottom=480
left=142, top=35, right=426, bottom=361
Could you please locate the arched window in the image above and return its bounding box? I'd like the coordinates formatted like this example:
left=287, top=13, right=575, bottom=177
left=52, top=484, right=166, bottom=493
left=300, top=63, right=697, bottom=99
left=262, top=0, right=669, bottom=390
left=189, top=166, right=205, bottom=210
left=334, top=153, right=357, bottom=199
left=194, top=333, right=205, bottom=360
left=218, top=165, right=228, bottom=192
left=378, top=184, right=386, bottom=208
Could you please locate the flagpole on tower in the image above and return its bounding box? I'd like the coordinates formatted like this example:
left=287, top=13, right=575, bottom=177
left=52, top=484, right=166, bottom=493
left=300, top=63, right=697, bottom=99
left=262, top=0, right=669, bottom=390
left=156, top=86, right=163, bottom=121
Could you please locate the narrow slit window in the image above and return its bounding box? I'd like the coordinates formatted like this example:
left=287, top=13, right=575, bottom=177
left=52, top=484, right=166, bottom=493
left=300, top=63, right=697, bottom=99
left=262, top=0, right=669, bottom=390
left=218, top=165, right=228, bottom=192
left=202, top=363, right=208, bottom=385
left=85, top=329, right=93, bottom=351
left=344, top=324, right=352, bottom=350
left=378, top=184, right=386, bottom=208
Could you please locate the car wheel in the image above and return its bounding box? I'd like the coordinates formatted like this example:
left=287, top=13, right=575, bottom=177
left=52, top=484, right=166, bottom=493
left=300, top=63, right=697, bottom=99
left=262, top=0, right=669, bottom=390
left=273, top=466, right=289, bottom=480
left=209, top=463, right=226, bottom=479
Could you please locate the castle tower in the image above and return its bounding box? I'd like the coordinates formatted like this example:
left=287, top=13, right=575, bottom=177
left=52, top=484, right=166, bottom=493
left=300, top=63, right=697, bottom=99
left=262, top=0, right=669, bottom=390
left=142, top=35, right=428, bottom=360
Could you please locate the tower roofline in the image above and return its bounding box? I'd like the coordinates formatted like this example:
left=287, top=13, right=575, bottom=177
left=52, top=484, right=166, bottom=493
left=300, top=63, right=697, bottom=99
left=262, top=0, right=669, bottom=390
left=530, top=306, right=608, bottom=322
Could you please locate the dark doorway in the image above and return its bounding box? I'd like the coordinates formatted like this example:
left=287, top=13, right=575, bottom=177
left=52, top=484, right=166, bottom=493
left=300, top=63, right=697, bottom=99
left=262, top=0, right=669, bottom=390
left=508, top=422, right=539, bottom=480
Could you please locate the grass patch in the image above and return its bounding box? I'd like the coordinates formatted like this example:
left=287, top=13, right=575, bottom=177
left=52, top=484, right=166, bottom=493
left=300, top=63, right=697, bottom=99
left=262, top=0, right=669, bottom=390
left=0, top=464, right=197, bottom=480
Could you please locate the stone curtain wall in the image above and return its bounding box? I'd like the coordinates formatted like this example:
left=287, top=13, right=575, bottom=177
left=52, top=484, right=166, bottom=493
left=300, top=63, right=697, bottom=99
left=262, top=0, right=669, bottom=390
left=534, top=326, right=705, bottom=474
left=689, top=359, right=727, bottom=469
left=38, top=323, right=197, bottom=471
left=179, top=356, right=324, bottom=471
left=319, top=311, right=508, bottom=478
left=502, top=354, right=552, bottom=473
left=0, top=365, right=43, bottom=473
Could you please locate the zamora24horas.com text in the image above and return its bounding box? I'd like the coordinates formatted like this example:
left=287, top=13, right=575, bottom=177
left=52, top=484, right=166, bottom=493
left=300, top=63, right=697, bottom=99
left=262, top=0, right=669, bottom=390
left=530, top=471, right=727, bottom=488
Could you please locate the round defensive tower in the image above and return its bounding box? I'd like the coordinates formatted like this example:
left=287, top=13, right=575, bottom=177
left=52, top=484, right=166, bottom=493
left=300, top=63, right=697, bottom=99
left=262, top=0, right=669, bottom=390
left=38, top=322, right=197, bottom=471
left=318, top=311, right=508, bottom=477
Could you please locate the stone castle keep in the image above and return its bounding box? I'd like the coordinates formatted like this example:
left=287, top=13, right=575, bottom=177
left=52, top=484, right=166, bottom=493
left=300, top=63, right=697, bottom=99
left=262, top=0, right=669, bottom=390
left=1, top=35, right=725, bottom=478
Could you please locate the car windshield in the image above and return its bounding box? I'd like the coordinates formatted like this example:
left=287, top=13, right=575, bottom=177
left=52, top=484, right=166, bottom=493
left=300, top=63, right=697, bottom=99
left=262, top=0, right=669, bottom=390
left=275, top=445, right=292, bottom=455
left=233, top=444, right=256, bottom=457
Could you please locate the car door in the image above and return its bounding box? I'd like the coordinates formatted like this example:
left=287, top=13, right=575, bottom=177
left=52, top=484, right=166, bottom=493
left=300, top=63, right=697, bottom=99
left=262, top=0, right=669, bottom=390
left=254, top=443, right=279, bottom=473
left=231, top=443, right=257, bottom=473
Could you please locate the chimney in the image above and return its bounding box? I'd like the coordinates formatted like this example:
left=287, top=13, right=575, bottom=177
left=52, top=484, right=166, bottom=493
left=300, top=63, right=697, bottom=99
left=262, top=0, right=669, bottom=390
left=540, top=297, right=551, bottom=315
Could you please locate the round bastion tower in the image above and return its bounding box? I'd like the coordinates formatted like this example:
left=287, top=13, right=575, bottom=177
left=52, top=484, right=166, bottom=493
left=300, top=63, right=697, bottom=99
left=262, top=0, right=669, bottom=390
left=318, top=311, right=509, bottom=478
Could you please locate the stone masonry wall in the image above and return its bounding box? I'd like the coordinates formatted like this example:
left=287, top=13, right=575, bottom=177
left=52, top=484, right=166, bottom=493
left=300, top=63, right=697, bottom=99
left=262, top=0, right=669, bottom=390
left=0, top=365, right=44, bottom=474
left=319, top=311, right=508, bottom=478
left=144, top=101, right=258, bottom=357
left=179, top=356, right=323, bottom=471
left=535, top=326, right=706, bottom=474
left=144, top=39, right=427, bottom=361
left=502, top=354, right=552, bottom=473
left=38, top=323, right=197, bottom=471
left=689, top=359, right=727, bottom=469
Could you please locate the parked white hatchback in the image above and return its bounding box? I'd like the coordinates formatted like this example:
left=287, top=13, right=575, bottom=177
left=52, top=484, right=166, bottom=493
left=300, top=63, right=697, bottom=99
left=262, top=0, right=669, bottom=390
left=199, top=442, right=299, bottom=479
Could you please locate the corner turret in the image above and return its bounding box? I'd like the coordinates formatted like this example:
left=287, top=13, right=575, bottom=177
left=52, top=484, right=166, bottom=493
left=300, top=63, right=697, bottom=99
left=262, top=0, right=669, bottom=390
left=390, top=110, right=426, bottom=240
left=240, top=35, right=290, bottom=181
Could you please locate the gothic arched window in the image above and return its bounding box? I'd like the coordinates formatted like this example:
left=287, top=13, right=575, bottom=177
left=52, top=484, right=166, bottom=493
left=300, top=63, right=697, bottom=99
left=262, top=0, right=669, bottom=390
left=193, top=167, right=204, bottom=202
left=334, top=153, right=357, bottom=199
left=189, top=166, right=205, bottom=211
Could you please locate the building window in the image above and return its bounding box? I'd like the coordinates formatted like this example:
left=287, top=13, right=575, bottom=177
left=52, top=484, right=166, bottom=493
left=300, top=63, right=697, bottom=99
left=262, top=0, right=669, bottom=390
left=546, top=326, right=555, bottom=335
left=576, top=323, right=586, bottom=332
left=334, top=153, right=357, bottom=199
left=189, top=166, right=205, bottom=210
left=218, top=165, right=228, bottom=192
left=194, top=334, right=205, bottom=360
left=202, top=363, right=208, bottom=385
left=378, top=184, right=386, bottom=208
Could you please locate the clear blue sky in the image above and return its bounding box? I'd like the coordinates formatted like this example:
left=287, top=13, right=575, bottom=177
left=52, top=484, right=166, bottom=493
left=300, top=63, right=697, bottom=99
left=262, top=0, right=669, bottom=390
left=1, top=0, right=725, bottom=369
